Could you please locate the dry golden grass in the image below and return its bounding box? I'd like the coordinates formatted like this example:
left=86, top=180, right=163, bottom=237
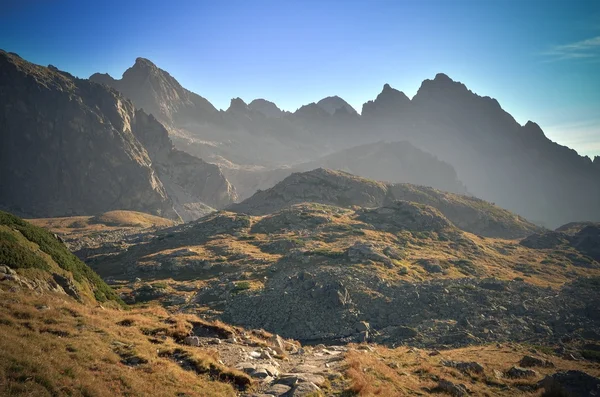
left=29, top=210, right=176, bottom=234
left=0, top=290, right=251, bottom=396
left=343, top=343, right=600, bottom=396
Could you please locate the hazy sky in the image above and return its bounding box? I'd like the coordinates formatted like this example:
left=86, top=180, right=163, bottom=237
left=2, top=0, right=599, bottom=157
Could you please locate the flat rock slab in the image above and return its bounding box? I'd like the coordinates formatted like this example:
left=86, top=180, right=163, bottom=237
left=264, top=384, right=292, bottom=396
left=289, top=382, right=321, bottom=396
left=276, top=373, right=326, bottom=387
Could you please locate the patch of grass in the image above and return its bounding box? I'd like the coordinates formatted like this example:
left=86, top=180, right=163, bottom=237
left=0, top=230, right=50, bottom=271
left=232, top=281, right=251, bottom=293
left=309, top=249, right=346, bottom=259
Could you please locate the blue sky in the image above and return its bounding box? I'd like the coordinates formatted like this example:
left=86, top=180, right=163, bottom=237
left=1, top=0, right=599, bottom=157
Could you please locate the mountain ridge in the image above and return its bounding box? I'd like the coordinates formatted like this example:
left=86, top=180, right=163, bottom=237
left=89, top=56, right=600, bottom=227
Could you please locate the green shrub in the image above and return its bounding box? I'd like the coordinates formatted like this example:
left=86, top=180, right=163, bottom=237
left=232, top=281, right=251, bottom=292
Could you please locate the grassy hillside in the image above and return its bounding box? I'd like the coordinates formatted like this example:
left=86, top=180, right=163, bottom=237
left=0, top=290, right=251, bottom=396
left=0, top=211, right=121, bottom=304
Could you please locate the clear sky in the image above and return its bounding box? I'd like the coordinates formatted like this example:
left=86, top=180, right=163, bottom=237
left=1, top=0, right=599, bottom=157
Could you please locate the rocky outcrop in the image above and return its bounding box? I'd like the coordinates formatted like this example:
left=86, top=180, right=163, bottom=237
left=229, top=168, right=541, bottom=238
left=0, top=51, right=236, bottom=220
left=541, top=370, right=600, bottom=397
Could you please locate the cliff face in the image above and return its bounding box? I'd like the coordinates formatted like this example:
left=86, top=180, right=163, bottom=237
left=0, top=51, right=235, bottom=220
left=0, top=51, right=178, bottom=219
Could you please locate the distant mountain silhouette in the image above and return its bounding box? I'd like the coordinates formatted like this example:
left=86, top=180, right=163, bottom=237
left=248, top=98, right=285, bottom=118
left=90, top=58, right=600, bottom=227
left=316, top=96, right=358, bottom=115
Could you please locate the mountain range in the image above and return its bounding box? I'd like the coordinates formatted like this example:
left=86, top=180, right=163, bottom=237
left=90, top=57, right=600, bottom=228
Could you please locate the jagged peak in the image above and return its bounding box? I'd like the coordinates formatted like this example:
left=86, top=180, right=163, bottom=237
left=248, top=98, right=283, bottom=118
left=433, top=72, right=453, bottom=83
left=361, top=83, right=410, bottom=117
left=133, top=57, right=157, bottom=69
left=227, top=97, right=249, bottom=113
left=522, top=120, right=547, bottom=138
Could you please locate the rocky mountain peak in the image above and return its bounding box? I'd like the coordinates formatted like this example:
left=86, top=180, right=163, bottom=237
left=227, top=97, right=249, bottom=113
left=316, top=95, right=357, bottom=116
left=248, top=98, right=283, bottom=118
left=90, top=57, right=217, bottom=125
left=1, top=52, right=236, bottom=221
left=361, top=83, right=411, bottom=118
left=522, top=120, right=547, bottom=140
left=294, top=103, right=330, bottom=120
left=134, top=57, right=157, bottom=69
left=433, top=72, right=453, bottom=83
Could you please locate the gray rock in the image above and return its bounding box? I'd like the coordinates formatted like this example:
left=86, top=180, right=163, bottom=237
left=519, top=355, right=554, bottom=368
left=441, top=360, right=484, bottom=374
left=289, top=382, right=321, bottom=396
left=506, top=366, right=537, bottom=378
left=183, top=336, right=200, bottom=346
left=541, top=370, right=600, bottom=397
left=0, top=265, right=16, bottom=275
left=437, top=379, right=468, bottom=396
left=265, top=384, right=292, bottom=396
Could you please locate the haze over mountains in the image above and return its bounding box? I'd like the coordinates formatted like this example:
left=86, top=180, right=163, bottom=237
left=89, top=56, right=600, bottom=228
left=0, top=51, right=236, bottom=222
left=2, top=49, right=600, bottom=397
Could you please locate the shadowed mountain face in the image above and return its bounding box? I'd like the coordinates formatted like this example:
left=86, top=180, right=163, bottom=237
left=0, top=51, right=236, bottom=220
left=91, top=59, right=600, bottom=228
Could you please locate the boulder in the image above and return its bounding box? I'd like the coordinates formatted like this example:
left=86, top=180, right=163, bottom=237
left=519, top=355, right=554, bottom=368
left=506, top=366, right=537, bottom=378
left=183, top=336, right=200, bottom=347
left=437, top=379, right=468, bottom=396
left=541, top=370, right=600, bottom=397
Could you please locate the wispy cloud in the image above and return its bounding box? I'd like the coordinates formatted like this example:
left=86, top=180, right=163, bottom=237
left=542, top=36, right=600, bottom=61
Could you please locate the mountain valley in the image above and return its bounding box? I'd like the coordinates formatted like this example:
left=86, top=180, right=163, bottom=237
left=1, top=49, right=600, bottom=396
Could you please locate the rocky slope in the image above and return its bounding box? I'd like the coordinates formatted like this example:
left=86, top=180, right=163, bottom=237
left=228, top=168, right=540, bottom=239
left=0, top=51, right=235, bottom=220
left=521, top=221, right=600, bottom=263
left=24, top=205, right=600, bottom=395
